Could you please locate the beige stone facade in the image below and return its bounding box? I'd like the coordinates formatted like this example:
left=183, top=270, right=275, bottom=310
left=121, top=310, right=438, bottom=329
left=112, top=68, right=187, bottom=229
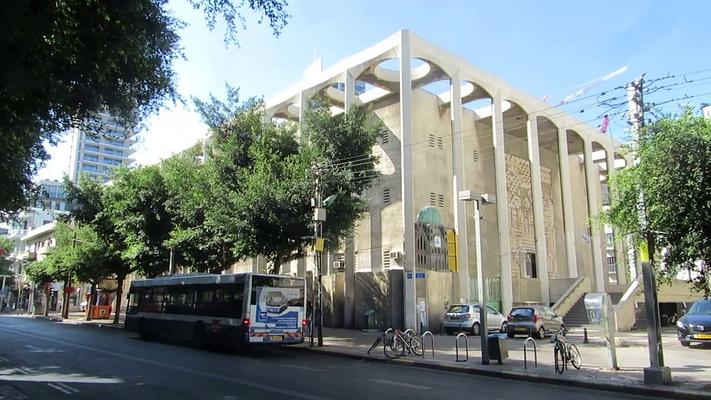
left=254, top=30, right=633, bottom=328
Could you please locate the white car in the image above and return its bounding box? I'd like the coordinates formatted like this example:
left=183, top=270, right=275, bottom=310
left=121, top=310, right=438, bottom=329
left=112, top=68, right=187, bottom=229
left=442, top=304, right=507, bottom=336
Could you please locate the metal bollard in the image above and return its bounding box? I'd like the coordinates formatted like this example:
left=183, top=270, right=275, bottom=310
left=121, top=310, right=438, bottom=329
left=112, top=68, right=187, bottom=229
left=583, top=328, right=589, bottom=344
left=421, top=331, right=435, bottom=358
left=455, top=332, right=469, bottom=362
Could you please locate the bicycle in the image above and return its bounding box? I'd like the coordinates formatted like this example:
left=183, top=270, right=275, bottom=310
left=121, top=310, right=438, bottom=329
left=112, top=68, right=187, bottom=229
left=552, top=327, right=581, bottom=374
left=366, top=328, right=423, bottom=358
left=384, top=329, right=423, bottom=359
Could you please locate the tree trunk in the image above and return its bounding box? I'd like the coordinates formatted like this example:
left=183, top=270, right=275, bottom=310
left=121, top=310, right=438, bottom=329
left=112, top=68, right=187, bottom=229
left=86, top=283, right=96, bottom=321
left=113, top=275, right=125, bottom=325
left=43, top=283, right=50, bottom=316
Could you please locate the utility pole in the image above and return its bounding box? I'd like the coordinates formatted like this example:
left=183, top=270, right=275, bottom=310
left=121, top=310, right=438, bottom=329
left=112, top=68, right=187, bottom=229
left=627, top=75, right=671, bottom=385
left=310, top=164, right=327, bottom=347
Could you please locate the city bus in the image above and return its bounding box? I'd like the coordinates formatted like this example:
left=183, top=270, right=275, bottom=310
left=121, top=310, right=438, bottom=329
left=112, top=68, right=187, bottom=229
left=125, top=273, right=306, bottom=349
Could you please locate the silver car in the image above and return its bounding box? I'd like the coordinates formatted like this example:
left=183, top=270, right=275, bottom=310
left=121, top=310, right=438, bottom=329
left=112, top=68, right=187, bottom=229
left=506, top=305, right=564, bottom=339
left=443, top=304, right=507, bottom=336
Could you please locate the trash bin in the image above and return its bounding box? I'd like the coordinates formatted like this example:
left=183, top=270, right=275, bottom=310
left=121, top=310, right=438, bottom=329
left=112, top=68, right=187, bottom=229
left=92, top=305, right=112, bottom=319
left=364, top=309, right=376, bottom=330
left=487, top=334, right=509, bottom=364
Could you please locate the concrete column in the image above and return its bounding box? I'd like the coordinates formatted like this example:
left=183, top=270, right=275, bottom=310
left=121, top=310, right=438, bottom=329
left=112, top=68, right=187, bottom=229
left=343, top=68, right=357, bottom=328
left=491, top=91, right=513, bottom=314
left=583, top=139, right=605, bottom=292
left=450, top=71, right=470, bottom=303
left=399, top=30, right=416, bottom=329
left=297, top=257, right=306, bottom=277
left=251, top=257, right=259, bottom=273
left=557, top=126, right=579, bottom=279
left=344, top=70, right=356, bottom=111
left=526, top=114, right=550, bottom=305
left=344, top=237, right=355, bottom=328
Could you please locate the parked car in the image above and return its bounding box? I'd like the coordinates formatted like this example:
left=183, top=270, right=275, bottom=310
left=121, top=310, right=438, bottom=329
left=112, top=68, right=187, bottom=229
left=506, top=305, right=564, bottom=339
left=677, top=299, right=711, bottom=347
left=442, top=304, right=507, bottom=336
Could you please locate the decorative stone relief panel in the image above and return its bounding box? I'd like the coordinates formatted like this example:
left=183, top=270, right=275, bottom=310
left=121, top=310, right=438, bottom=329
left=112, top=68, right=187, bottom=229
left=505, top=154, right=558, bottom=279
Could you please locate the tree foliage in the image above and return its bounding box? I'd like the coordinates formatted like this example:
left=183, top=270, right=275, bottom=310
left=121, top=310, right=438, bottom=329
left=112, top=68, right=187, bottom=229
left=0, top=0, right=290, bottom=219
left=201, top=96, right=380, bottom=272
left=599, top=107, right=711, bottom=295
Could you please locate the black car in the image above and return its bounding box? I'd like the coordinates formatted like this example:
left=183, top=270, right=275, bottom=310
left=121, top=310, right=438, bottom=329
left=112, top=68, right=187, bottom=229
left=677, top=299, right=711, bottom=346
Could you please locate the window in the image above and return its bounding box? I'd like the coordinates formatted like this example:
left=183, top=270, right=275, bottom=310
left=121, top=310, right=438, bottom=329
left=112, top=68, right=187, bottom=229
left=523, top=252, right=537, bottom=278
left=380, top=129, right=389, bottom=144
left=84, top=155, right=99, bottom=162
left=85, top=145, right=99, bottom=152
left=472, top=150, right=479, bottom=164
left=383, top=188, right=391, bottom=204
left=437, top=136, right=443, bottom=150
left=429, top=192, right=436, bottom=206
left=382, top=250, right=391, bottom=269
left=428, top=133, right=435, bottom=148
left=437, top=193, right=444, bottom=208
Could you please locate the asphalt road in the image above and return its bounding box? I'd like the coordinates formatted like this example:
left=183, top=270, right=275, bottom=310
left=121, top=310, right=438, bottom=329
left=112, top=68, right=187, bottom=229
left=0, top=316, right=665, bottom=400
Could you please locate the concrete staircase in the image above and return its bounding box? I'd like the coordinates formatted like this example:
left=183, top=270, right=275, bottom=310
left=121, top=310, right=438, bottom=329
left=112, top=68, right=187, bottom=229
left=564, top=292, right=625, bottom=328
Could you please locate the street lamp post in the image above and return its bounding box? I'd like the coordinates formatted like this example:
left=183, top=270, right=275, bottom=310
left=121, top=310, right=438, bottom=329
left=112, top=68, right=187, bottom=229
left=459, top=190, right=496, bottom=365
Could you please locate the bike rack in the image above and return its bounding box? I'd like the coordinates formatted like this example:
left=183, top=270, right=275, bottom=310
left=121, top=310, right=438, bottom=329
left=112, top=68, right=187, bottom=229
left=455, top=332, right=468, bottom=362
left=404, top=329, right=416, bottom=337
left=523, top=337, right=537, bottom=369
left=421, top=330, right=435, bottom=358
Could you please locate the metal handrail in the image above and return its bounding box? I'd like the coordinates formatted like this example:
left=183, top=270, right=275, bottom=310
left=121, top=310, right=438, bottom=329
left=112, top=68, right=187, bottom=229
left=523, top=337, right=537, bottom=369
left=455, top=332, right=468, bottom=362
left=421, top=331, right=435, bottom=358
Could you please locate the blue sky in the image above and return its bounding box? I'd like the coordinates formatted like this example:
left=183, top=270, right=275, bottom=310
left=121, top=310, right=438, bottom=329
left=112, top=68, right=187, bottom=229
left=37, top=0, right=711, bottom=181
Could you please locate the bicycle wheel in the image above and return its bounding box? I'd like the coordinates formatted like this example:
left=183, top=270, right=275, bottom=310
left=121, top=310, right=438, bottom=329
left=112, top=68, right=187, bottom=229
left=554, top=342, right=566, bottom=374
left=384, top=335, right=405, bottom=359
left=408, top=335, right=423, bottom=356
left=568, top=344, right=582, bottom=370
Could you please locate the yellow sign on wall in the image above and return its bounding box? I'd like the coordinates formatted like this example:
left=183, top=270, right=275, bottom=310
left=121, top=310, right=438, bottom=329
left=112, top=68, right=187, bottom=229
left=314, top=238, right=325, bottom=252
left=446, top=229, right=457, bottom=272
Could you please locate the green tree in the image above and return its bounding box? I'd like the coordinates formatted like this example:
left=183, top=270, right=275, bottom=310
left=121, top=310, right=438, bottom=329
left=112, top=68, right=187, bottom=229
left=104, top=166, right=173, bottom=278
left=0, top=0, right=289, bottom=219
left=162, top=145, right=237, bottom=273
left=600, top=107, right=711, bottom=295
left=66, top=177, right=131, bottom=323
left=202, top=97, right=380, bottom=273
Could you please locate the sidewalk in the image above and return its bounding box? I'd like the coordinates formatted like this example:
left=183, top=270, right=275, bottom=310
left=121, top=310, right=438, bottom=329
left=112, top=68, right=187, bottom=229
left=292, top=327, right=711, bottom=400
left=14, top=312, right=711, bottom=400
left=26, top=310, right=125, bottom=329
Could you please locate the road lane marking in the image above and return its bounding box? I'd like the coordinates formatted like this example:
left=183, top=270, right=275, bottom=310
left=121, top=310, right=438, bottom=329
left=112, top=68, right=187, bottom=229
left=25, top=344, right=64, bottom=353
left=281, top=364, right=323, bottom=372
left=56, top=382, right=79, bottom=393
left=0, top=326, right=332, bottom=400
left=48, top=382, right=74, bottom=395
left=369, top=378, right=431, bottom=390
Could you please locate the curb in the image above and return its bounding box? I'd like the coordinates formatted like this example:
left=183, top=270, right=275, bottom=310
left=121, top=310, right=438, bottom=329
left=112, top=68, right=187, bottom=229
left=286, top=345, right=711, bottom=400
left=31, top=315, right=125, bottom=330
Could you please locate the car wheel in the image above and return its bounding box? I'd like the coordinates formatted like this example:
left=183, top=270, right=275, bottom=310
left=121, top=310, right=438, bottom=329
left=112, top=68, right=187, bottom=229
left=680, top=340, right=690, bottom=347
left=537, top=326, right=545, bottom=340
left=500, top=321, right=508, bottom=333
left=472, top=322, right=481, bottom=336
